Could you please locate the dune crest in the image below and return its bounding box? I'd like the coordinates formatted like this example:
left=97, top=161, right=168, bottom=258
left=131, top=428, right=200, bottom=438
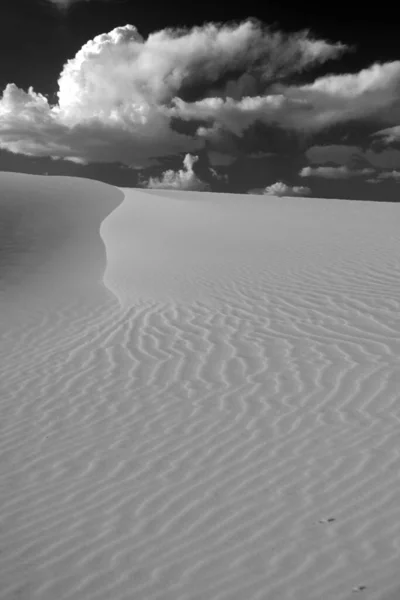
left=0, top=173, right=123, bottom=306
left=1, top=177, right=400, bottom=600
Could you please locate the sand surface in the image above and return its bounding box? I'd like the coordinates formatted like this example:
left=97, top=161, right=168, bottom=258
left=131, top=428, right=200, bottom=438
left=1, top=173, right=400, bottom=600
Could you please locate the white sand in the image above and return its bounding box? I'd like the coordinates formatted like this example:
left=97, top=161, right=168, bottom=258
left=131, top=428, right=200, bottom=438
left=1, top=173, right=400, bottom=600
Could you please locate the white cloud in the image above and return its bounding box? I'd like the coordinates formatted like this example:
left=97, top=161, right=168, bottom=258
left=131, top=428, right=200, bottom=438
left=249, top=181, right=311, bottom=196
left=144, top=154, right=209, bottom=190
left=0, top=21, right=348, bottom=166
left=2, top=19, right=400, bottom=169
left=377, top=170, right=400, bottom=180
left=0, top=29, right=204, bottom=167
left=173, top=60, right=400, bottom=136
left=374, top=125, right=400, bottom=143
left=284, top=61, right=400, bottom=130
left=265, top=181, right=311, bottom=196
left=366, top=170, right=400, bottom=183
left=210, top=168, right=229, bottom=182
left=300, top=165, right=374, bottom=178
left=170, top=94, right=299, bottom=136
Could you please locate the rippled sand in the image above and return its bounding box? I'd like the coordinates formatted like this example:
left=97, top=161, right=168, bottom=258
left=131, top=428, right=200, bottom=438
left=1, top=173, right=400, bottom=600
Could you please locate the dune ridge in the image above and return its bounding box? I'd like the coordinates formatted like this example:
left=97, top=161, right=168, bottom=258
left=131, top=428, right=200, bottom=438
left=1, top=175, right=400, bottom=600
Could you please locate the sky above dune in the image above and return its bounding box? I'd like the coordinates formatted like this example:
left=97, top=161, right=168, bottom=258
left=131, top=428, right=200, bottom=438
left=1, top=0, right=400, bottom=199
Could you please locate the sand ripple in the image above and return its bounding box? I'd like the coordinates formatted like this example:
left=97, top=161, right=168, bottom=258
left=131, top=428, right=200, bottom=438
left=1, top=179, right=400, bottom=600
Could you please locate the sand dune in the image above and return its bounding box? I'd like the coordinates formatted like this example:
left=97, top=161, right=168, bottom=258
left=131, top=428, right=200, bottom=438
left=1, top=174, right=400, bottom=600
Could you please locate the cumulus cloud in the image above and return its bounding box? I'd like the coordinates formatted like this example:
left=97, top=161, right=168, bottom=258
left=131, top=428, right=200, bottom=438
left=300, top=165, right=374, bottom=178
left=284, top=61, right=400, bottom=130
left=170, top=94, right=300, bottom=137
left=366, top=170, right=400, bottom=183
left=2, top=19, right=400, bottom=170
left=0, top=80, right=202, bottom=168
left=249, top=181, right=311, bottom=196
left=265, top=181, right=311, bottom=196
left=144, top=154, right=209, bottom=190
left=0, top=21, right=348, bottom=166
left=174, top=60, right=400, bottom=136
left=374, top=125, right=400, bottom=143
left=377, top=170, right=400, bottom=180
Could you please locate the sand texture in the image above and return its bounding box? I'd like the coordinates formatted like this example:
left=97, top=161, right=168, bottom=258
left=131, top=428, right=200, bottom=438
left=1, top=173, right=400, bottom=600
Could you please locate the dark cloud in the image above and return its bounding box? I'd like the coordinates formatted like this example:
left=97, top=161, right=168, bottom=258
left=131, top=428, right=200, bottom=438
left=208, top=151, right=237, bottom=166
left=45, top=0, right=112, bottom=8
left=306, top=145, right=361, bottom=165
left=305, top=144, right=400, bottom=171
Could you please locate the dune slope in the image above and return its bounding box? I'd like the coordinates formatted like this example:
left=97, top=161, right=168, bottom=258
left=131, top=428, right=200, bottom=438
left=1, top=178, right=400, bottom=600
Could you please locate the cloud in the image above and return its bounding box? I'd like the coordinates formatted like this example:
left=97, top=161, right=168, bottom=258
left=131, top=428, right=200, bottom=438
left=366, top=170, right=400, bottom=183
left=265, top=181, right=311, bottom=196
left=2, top=19, right=400, bottom=172
left=374, top=125, right=400, bottom=143
left=46, top=0, right=79, bottom=6
left=173, top=60, right=400, bottom=136
left=377, top=170, right=400, bottom=180
left=284, top=61, right=400, bottom=130
left=210, top=168, right=229, bottom=182
left=363, top=149, right=400, bottom=169
left=0, top=21, right=348, bottom=166
left=300, top=165, right=374, bottom=178
left=46, top=0, right=113, bottom=8
left=144, top=154, right=209, bottom=190
left=249, top=181, right=311, bottom=196
left=304, top=144, right=400, bottom=173
left=0, top=72, right=202, bottom=168
left=170, top=94, right=303, bottom=136
left=46, top=0, right=95, bottom=8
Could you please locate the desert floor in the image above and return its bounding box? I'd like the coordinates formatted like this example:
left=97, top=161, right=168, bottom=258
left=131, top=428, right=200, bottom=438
left=1, top=172, right=400, bottom=600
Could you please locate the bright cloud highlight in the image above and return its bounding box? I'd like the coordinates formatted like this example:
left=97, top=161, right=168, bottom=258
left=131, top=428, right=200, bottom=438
left=0, top=21, right=349, bottom=167
left=1, top=20, right=400, bottom=172
left=300, top=166, right=374, bottom=179
left=144, top=154, right=209, bottom=190
left=249, top=181, right=311, bottom=196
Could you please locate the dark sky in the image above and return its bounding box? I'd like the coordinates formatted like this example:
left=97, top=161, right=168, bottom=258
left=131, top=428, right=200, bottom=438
left=1, top=0, right=400, bottom=199
left=2, top=0, right=398, bottom=91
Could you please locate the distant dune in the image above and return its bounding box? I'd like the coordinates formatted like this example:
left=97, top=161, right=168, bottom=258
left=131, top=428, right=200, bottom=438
left=1, top=173, right=399, bottom=600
